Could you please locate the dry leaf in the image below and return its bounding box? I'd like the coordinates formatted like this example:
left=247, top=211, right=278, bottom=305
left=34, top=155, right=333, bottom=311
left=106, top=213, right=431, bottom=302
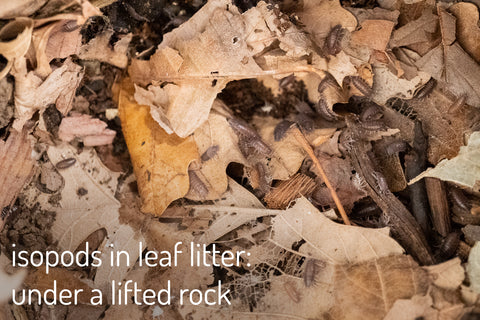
left=12, top=58, right=83, bottom=130
left=467, top=242, right=480, bottom=294
left=384, top=294, right=438, bottom=320
left=331, top=255, right=430, bottom=320
left=425, top=258, right=465, bottom=290
left=350, top=19, right=395, bottom=52
left=409, top=132, right=480, bottom=191
left=0, top=0, right=46, bottom=19
left=450, top=3, right=480, bottom=63
left=0, top=129, right=35, bottom=231
left=78, top=30, right=132, bottom=69
left=58, top=114, right=116, bottom=146
left=438, top=6, right=456, bottom=47
left=389, top=10, right=438, bottom=49
left=118, top=78, right=198, bottom=216
left=24, top=267, right=95, bottom=305
left=0, top=18, right=33, bottom=80
left=298, top=0, right=357, bottom=47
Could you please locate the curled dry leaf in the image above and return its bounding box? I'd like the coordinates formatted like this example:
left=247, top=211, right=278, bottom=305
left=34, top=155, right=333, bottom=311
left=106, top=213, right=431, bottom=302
left=0, top=18, right=33, bottom=80
left=450, top=3, right=480, bottom=63
left=58, top=114, right=116, bottom=147
left=78, top=30, right=132, bottom=69
left=0, top=129, right=35, bottom=231
left=409, top=132, right=480, bottom=191
left=118, top=79, right=198, bottom=216
left=12, top=58, right=83, bottom=130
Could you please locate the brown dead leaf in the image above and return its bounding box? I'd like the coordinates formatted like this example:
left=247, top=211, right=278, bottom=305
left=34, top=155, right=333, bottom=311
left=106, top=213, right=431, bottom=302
left=58, top=114, right=116, bottom=147
left=25, top=267, right=95, bottom=305
left=425, top=258, right=465, bottom=290
left=0, top=129, right=35, bottom=230
left=450, top=3, right=480, bottom=63
left=12, top=58, right=83, bottom=130
left=438, top=6, right=456, bottom=47
left=298, top=0, right=357, bottom=47
left=78, top=30, right=132, bottom=69
left=118, top=78, right=198, bottom=216
left=331, top=255, right=430, bottom=320
left=351, top=20, right=395, bottom=52
left=389, top=10, right=438, bottom=49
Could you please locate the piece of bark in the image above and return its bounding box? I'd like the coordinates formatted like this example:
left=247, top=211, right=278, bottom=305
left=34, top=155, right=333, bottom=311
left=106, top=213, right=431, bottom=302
left=425, top=177, right=451, bottom=237
left=345, top=117, right=433, bottom=265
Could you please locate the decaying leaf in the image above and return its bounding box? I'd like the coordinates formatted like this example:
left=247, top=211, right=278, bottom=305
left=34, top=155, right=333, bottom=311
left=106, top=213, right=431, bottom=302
left=409, top=132, right=480, bottom=191
left=78, top=30, right=132, bottom=69
left=58, top=114, right=116, bottom=146
left=0, top=129, right=35, bottom=231
left=450, top=3, right=480, bottom=63
left=118, top=79, right=198, bottom=215
left=12, top=58, right=83, bottom=130
left=331, top=255, right=430, bottom=320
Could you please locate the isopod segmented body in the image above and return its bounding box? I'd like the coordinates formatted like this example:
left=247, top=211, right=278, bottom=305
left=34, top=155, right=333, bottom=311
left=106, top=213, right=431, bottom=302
left=303, top=258, right=325, bottom=287
left=347, top=76, right=373, bottom=97
left=324, top=24, right=345, bottom=56
left=201, top=145, right=219, bottom=162
left=55, top=158, right=76, bottom=170
left=274, top=120, right=295, bottom=141
left=188, top=170, right=209, bottom=198
left=384, top=140, right=408, bottom=156
left=414, top=78, right=436, bottom=99
left=448, top=94, right=466, bottom=114
left=314, top=97, right=338, bottom=121
left=439, top=232, right=460, bottom=259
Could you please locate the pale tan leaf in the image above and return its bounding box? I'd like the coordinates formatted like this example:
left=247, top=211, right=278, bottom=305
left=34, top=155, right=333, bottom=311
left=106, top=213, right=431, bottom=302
left=58, top=114, right=116, bottom=147
left=409, top=132, right=480, bottom=191
left=0, top=0, right=46, bottom=19
left=78, top=30, right=132, bottom=69
left=467, top=242, right=480, bottom=294
left=425, top=258, right=465, bottom=290
left=331, top=255, right=430, bottom=320
left=438, top=7, right=456, bottom=47
left=350, top=19, right=395, bottom=51
left=384, top=294, right=438, bottom=320
left=389, top=10, right=438, bottom=48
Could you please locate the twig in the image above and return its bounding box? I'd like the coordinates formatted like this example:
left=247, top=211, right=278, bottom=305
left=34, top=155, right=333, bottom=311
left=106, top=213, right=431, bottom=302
left=288, top=125, right=351, bottom=225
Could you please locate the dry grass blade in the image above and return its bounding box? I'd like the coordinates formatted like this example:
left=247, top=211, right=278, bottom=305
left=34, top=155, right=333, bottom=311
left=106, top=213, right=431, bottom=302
left=289, top=125, right=351, bottom=225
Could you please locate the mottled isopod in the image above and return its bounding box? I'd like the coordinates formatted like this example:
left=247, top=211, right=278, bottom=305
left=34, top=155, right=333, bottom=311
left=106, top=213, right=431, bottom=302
left=304, top=259, right=322, bottom=287
left=295, top=113, right=315, bottom=133
left=55, top=158, right=76, bottom=169
left=188, top=170, right=209, bottom=198
left=228, top=117, right=260, bottom=139
left=414, top=78, right=436, bottom=99
left=324, top=24, right=345, bottom=56
left=450, top=187, right=471, bottom=212
left=372, top=171, right=389, bottom=194
left=348, top=76, right=373, bottom=97
left=62, top=20, right=80, bottom=32
left=314, top=98, right=338, bottom=121
left=317, top=73, right=338, bottom=93
left=439, top=232, right=460, bottom=259
left=284, top=281, right=301, bottom=303
left=249, top=138, right=272, bottom=156
left=274, top=120, right=295, bottom=141
left=448, top=94, right=467, bottom=114
left=360, top=103, right=383, bottom=121
left=201, top=145, right=219, bottom=161
left=294, top=101, right=315, bottom=116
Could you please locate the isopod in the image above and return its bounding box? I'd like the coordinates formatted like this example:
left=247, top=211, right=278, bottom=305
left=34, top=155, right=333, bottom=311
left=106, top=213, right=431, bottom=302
left=284, top=281, right=301, bottom=303
left=274, top=120, right=295, bottom=141
left=304, top=258, right=323, bottom=287
left=188, top=170, right=209, bottom=198
left=414, top=78, right=436, bottom=99
left=360, top=119, right=385, bottom=131
left=55, top=158, right=76, bottom=169
left=450, top=187, right=471, bottom=212
left=324, top=24, right=345, bottom=56
left=249, top=138, right=272, bottom=156
left=348, top=76, right=373, bottom=97
left=314, top=97, right=338, bottom=121
left=294, top=100, right=315, bottom=116
left=201, top=145, right=219, bottom=161
left=62, top=20, right=80, bottom=32
left=448, top=94, right=466, bottom=114
left=384, top=140, right=408, bottom=156
left=295, top=113, right=314, bottom=133
left=360, top=103, right=383, bottom=121
left=279, top=74, right=295, bottom=89
left=439, top=232, right=460, bottom=259
left=228, top=117, right=260, bottom=139
left=317, top=73, right=337, bottom=93
left=372, top=171, right=389, bottom=194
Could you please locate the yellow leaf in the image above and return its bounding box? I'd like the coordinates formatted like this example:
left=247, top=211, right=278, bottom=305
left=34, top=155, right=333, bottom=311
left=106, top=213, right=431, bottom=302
left=118, top=78, right=199, bottom=216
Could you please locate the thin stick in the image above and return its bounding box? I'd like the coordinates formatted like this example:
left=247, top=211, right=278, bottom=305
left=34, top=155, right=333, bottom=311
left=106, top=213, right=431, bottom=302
left=289, top=126, right=351, bottom=225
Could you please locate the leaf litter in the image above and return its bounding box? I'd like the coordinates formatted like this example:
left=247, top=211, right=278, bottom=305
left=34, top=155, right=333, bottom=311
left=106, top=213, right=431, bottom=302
left=0, top=0, right=479, bottom=318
